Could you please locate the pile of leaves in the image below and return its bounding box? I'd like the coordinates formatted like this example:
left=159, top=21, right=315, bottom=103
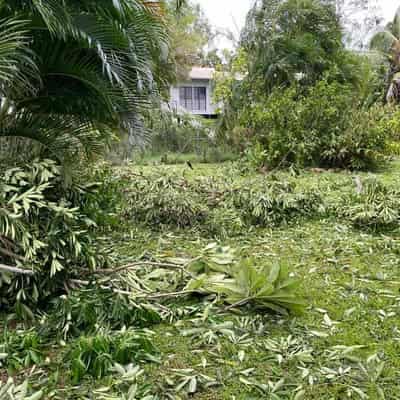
left=94, top=242, right=305, bottom=316
left=0, top=328, right=44, bottom=372
left=339, top=178, right=400, bottom=231
left=0, top=379, right=43, bottom=400
left=124, top=172, right=323, bottom=233
left=231, top=179, right=323, bottom=227
left=125, top=175, right=209, bottom=229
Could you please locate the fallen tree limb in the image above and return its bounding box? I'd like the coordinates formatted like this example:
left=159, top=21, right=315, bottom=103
left=0, top=263, right=35, bottom=276
left=69, top=279, right=195, bottom=301
left=93, top=261, right=197, bottom=279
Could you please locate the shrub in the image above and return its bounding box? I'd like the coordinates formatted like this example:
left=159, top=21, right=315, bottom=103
left=340, top=178, right=400, bottom=231
left=231, top=179, right=322, bottom=227
left=243, top=78, right=390, bottom=170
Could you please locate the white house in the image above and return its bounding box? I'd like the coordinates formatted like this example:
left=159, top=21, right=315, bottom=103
left=169, top=67, right=218, bottom=117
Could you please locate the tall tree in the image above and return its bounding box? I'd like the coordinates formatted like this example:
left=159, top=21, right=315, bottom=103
left=241, top=0, right=356, bottom=93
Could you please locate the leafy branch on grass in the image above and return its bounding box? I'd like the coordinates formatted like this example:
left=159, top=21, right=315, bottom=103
left=187, top=258, right=305, bottom=315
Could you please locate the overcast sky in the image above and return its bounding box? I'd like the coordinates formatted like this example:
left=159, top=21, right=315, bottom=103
left=194, top=0, right=399, bottom=49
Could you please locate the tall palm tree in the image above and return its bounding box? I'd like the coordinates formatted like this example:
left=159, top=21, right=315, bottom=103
left=370, top=7, right=400, bottom=103
left=0, top=0, right=171, bottom=166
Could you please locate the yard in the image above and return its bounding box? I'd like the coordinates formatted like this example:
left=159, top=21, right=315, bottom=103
left=2, top=1, right=400, bottom=399
left=3, top=160, right=400, bottom=399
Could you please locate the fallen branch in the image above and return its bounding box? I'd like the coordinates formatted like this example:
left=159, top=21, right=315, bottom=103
left=0, top=263, right=34, bottom=276
left=93, top=261, right=197, bottom=279
left=69, top=279, right=195, bottom=301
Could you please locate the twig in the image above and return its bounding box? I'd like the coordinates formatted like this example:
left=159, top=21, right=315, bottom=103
left=97, top=287, right=195, bottom=300
left=223, top=297, right=253, bottom=312
left=69, top=279, right=90, bottom=286
left=93, top=261, right=197, bottom=279
left=0, top=247, right=25, bottom=262
left=134, top=290, right=196, bottom=300
left=0, top=263, right=34, bottom=276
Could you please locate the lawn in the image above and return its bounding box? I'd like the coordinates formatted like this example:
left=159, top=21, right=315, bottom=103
left=2, top=160, right=400, bottom=399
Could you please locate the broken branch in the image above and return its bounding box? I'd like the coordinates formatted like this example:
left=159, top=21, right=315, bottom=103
left=0, top=263, right=34, bottom=276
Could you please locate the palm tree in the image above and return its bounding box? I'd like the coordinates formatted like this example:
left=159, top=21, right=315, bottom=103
left=370, top=7, right=400, bottom=103
left=0, top=0, right=171, bottom=166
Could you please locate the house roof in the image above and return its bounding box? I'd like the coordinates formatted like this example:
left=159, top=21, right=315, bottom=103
left=189, top=67, right=215, bottom=80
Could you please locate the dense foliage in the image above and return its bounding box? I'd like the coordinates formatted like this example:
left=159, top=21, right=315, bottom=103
left=0, top=160, right=117, bottom=314
left=340, top=178, right=400, bottom=231
left=0, top=1, right=171, bottom=166
left=242, top=0, right=355, bottom=91
left=216, top=0, right=392, bottom=170
left=244, top=79, right=390, bottom=169
left=2, top=1, right=400, bottom=398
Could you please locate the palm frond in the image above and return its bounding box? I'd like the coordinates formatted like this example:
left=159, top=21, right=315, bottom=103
left=0, top=0, right=171, bottom=163
left=0, top=111, right=112, bottom=165
left=0, top=17, right=39, bottom=98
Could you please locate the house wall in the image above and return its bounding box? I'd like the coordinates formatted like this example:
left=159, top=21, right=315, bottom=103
left=169, top=79, right=218, bottom=116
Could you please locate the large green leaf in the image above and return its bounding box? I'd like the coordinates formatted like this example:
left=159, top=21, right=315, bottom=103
left=188, top=259, right=305, bottom=315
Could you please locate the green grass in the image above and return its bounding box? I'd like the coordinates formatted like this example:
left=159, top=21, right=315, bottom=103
left=2, top=161, right=400, bottom=399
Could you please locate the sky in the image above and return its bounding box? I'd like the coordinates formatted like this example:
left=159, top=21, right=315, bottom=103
left=194, top=0, right=400, bottom=49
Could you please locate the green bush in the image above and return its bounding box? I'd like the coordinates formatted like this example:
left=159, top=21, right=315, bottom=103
left=340, top=178, right=400, bottom=231
left=243, top=78, right=390, bottom=170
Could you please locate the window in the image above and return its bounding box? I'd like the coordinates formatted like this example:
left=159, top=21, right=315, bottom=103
left=193, top=87, right=206, bottom=111
left=179, top=86, right=206, bottom=111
